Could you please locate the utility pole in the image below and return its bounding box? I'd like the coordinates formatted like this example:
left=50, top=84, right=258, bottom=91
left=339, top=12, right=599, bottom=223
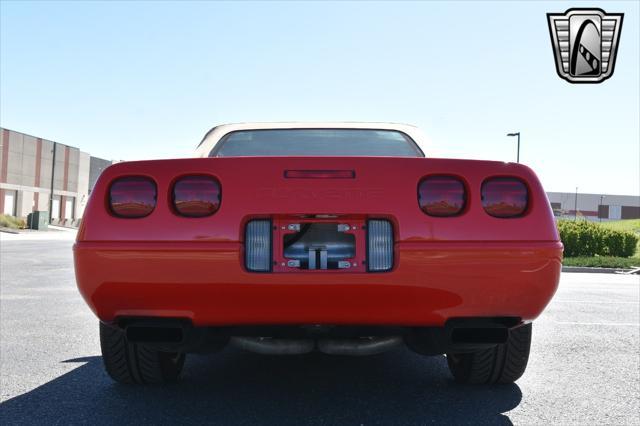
left=574, top=187, right=578, bottom=220
left=599, top=195, right=605, bottom=222
left=507, top=132, right=520, bottom=163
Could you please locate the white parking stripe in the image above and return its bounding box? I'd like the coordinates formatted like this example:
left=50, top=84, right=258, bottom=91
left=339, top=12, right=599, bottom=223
left=552, top=321, right=639, bottom=327
left=552, top=300, right=639, bottom=304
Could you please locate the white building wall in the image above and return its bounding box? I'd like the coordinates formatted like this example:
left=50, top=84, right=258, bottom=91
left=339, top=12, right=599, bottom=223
left=547, top=192, right=640, bottom=221
left=19, top=190, right=34, bottom=216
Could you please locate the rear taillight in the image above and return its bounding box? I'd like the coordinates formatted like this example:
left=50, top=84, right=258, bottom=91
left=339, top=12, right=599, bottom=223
left=418, top=176, right=466, bottom=217
left=109, top=176, right=157, bottom=218
left=481, top=177, right=528, bottom=218
left=172, top=175, right=221, bottom=217
left=245, top=220, right=272, bottom=272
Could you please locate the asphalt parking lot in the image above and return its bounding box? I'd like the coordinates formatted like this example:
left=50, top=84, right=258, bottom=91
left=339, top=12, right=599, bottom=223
left=0, top=231, right=638, bottom=425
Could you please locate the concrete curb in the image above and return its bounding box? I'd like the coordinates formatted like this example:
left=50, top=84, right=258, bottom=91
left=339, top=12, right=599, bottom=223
left=562, top=266, right=634, bottom=274
left=0, top=227, right=20, bottom=234
left=0, top=227, right=65, bottom=235
left=47, top=225, right=78, bottom=232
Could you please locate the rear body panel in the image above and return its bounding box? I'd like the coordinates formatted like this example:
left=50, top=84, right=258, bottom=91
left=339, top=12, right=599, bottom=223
left=74, top=156, right=562, bottom=326
left=77, top=157, right=559, bottom=242
left=75, top=240, right=561, bottom=326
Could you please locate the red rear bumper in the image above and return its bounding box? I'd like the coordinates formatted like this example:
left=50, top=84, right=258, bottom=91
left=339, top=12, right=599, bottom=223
left=74, top=241, right=562, bottom=327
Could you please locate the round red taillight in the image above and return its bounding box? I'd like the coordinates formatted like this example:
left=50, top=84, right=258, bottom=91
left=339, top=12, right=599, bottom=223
left=109, top=176, right=157, bottom=218
left=172, top=175, right=221, bottom=217
left=418, top=176, right=466, bottom=217
left=481, top=177, right=528, bottom=218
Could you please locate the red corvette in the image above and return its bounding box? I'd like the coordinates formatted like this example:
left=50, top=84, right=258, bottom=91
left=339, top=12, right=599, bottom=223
left=74, top=122, right=562, bottom=385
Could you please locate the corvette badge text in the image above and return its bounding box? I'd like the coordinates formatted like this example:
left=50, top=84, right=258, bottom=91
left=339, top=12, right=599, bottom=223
left=256, top=188, right=385, bottom=201
left=547, top=8, right=623, bottom=83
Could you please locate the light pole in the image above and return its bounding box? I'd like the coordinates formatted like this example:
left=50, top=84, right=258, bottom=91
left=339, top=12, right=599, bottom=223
left=507, top=132, right=520, bottom=163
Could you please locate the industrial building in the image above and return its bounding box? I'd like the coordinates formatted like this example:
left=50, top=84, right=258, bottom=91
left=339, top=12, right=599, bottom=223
left=547, top=191, right=640, bottom=221
left=0, top=127, right=112, bottom=226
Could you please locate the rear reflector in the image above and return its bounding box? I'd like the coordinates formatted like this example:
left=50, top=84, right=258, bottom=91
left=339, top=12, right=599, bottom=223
left=418, top=176, right=466, bottom=217
left=367, top=219, right=393, bottom=272
left=245, top=220, right=272, bottom=272
left=285, top=170, right=355, bottom=179
left=481, top=177, right=528, bottom=218
left=172, top=175, right=221, bottom=217
left=109, top=176, right=156, bottom=218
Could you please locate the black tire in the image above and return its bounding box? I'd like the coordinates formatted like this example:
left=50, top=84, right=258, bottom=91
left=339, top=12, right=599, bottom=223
left=446, top=323, right=532, bottom=384
left=99, top=322, right=186, bottom=384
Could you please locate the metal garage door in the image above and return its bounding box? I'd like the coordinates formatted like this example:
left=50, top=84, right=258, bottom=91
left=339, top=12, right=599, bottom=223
left=609, top=205, right=622, bottom=220
left=51, top=197, right=60, bottom=219
left=64, top=198, right=74, bottom=220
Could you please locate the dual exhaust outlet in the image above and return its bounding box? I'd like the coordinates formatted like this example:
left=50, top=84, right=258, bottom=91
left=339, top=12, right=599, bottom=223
left=229, top=336, right=403, bottom=356
left=124, top=324, right=403, bottom=356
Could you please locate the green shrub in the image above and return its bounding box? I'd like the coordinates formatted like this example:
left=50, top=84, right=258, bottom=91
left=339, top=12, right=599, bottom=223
left=623, top=232, right=639, bottom=258
left=557, top=220, right=639, bottom=258
left=563, top=256, right=639, bottom=268
left=0, top=214, right=26, bottom=229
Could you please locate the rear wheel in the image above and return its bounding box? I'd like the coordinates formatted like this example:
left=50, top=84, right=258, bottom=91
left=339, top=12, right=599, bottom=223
left=446, top=323, right=532, bottom=384
left=99, top=322, right=185, bottom=384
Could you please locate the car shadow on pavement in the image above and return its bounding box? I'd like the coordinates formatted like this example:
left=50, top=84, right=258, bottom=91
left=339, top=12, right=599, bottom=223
left=0, top=347, right=521, bottom=425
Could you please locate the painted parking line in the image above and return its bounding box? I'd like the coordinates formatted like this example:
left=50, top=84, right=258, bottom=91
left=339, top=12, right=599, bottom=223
left=555, top=288, right=639, bottom=292
left=551, top=321, right=639, bottom=327
left=551, top=300, right=639, bottom=304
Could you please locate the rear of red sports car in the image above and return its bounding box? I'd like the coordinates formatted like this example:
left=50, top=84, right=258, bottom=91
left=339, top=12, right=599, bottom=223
left=74, top=124, right=562, bottom=385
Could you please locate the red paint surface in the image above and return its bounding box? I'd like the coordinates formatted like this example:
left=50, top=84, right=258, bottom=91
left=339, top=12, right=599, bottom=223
left=0, top=129, right=9, bottom=213
left=60, top=147, right=70, bottom=220
left=0, top=129, right=8, bottom=183
left=74, top=156, right=562, bottom=326
left=63, top=146, right=70, bottom=191
left=33, top=138, right=43, bottom=210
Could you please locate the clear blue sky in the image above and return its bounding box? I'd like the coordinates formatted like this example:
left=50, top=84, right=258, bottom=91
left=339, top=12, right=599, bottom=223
left=1, top=1, right=638, bottom=195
